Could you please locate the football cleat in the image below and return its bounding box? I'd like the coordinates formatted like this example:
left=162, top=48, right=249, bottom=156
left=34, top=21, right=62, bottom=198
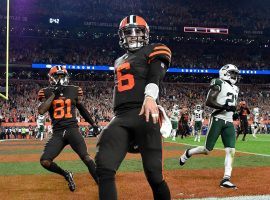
left=220, top=179, right=237, bottom=189
left=179, top=149, right=191, bottom=166
left=64, top=170, right=76, bottom=192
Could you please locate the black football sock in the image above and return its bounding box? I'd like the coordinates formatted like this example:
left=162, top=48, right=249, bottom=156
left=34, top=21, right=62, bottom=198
left=150, top=180, right=171, bottom=200
left=42, top=161, right=67, bottom=177
left=97, top=169, right=117, bottom=200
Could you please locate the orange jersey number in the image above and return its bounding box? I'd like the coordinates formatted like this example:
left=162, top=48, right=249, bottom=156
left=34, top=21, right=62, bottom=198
left=116, top=62, right=135, bottom=92
left=52, top=99, right=72, bottom=119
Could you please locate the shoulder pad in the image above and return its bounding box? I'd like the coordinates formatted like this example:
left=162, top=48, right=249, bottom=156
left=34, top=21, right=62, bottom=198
left=147, top=43, right=171, bottom=65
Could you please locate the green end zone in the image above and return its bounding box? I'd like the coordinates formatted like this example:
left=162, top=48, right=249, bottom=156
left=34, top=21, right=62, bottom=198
left=0, top=0, right=9, bottom=100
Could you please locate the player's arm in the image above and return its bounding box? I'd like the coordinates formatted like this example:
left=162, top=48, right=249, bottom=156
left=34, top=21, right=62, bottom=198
left=76, top=96, right=96, bottom=127
left=139, top=44, right=171, bottom=123
left=206, top=79, right=236, bottom=112
left=38, top=89, right=55, bottom=115
left=205, top=85, right=224, bottom=109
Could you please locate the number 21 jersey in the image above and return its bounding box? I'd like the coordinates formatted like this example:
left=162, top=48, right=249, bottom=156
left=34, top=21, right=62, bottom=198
left=209, top=78, right=239, bottom=122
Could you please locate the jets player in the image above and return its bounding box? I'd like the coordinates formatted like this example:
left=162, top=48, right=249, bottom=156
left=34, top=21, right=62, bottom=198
left=179, top=64, right=240, bottom=189
left=252, top=107, right=260, bottom=138
left=36, top=114, right=46, bottom=140
left=170, top=105, right=180, bottom=141
left=192, top=105, right=204, bottom=142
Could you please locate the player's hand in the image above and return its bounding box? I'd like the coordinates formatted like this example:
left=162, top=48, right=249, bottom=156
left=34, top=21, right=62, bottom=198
left=92, top=124, right=101, bottom=136
left=224, top=103, right=236, bottom=112
left=139, top=96, right=159, bottom=124
left=52, top=85, right=63, bottom=96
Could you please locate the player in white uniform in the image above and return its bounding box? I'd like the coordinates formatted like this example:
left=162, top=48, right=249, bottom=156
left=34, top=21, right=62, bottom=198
left=179, top=64, right=240, bottom=189
left=170, top=105, right=180, bottom=141
left=36, top=114, right=46, bottom=140
left=252, top=107, right=260, bottom=138
left=192, top=105, right=204, bottom=142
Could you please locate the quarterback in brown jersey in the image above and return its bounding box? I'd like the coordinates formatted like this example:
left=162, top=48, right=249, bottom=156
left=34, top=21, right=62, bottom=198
left=38, top=65, right=99, bottom=191
left=95, top=15, right=172, bottom=200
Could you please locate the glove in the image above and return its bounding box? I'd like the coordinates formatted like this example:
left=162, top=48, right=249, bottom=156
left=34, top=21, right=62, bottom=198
left=92, top=124, right=101, bottom=136
left=52, top=85, right=64, bottom=96
left=224, top=103, right=236, bottom=112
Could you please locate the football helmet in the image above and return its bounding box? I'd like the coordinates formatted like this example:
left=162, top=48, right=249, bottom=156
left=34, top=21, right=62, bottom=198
left=219, top=64, right=240, bottom=85
left=173, top=104, right=179, bottom=110
left=239, top=101, right=246, bottom=108
left=48, top=65, right=69, bottom=86
left=253, top=107, right=259, bottom=114
left=118, top=15, right=149, bottom=51
left=195, top=104, right=201, bottom=110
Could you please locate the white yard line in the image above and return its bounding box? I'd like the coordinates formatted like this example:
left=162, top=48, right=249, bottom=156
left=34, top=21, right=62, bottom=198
left=165, top=141, right=270, bottom=157
left=179, top=195, right=270, bottom=200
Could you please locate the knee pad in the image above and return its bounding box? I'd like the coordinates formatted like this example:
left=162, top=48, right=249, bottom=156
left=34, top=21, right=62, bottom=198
left=96, top=168, right=115, bottom=182
left=40, top=159, right=52, bottom=169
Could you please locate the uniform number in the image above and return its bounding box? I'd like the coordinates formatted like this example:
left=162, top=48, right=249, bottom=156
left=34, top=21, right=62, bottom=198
left=116, top=62, right=135, bottom=92
left=195, top=113, right=201, bottom=119
left=226, top=92, right=237, bottom=106
left=52, top=99, right=72, bottom=119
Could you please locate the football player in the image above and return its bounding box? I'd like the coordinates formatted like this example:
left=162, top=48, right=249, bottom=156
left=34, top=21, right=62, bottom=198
left=251, top=107, right=260, bottom=138
left=236, top=101, right=250, bottom=141
left=36, top=114, right=46, bottom=140
left=192, top=104, right=204, bottom=142
left=179, top=64, right=240, bottom=189
left=170, top=104, right=180, bottom=141
left=95, top=15, right=171, bottom=200
left=38, top=65, right=99, bottom=191
left=179, top=107, right=190, bottom=139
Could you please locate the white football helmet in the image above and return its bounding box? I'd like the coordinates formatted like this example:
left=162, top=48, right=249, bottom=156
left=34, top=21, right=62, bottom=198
left=219, top=64, right=240, bottom=85
left=173, top=104, right=179, bottom=110
left=253, top=107, right=259, bottom=114
left=195, top=104, right=201, bottom=110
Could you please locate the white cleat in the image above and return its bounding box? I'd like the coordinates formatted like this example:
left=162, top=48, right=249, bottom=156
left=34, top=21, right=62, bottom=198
left=179, top=149, right=191, bottom=166
left=220, top=179, right=237, bottom=189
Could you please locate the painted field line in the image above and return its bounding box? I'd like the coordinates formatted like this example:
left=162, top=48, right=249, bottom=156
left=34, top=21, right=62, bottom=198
left=165, top=141, right=270, bottom=157
left=181, top=194, right=270, bottom=200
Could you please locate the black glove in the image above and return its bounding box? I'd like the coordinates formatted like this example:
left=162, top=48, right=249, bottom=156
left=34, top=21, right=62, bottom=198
left=92, top=124, right=101, bottom=136
left=52, top=85, right=64, bottom=96
left=224, top=103, right=236, bottom=112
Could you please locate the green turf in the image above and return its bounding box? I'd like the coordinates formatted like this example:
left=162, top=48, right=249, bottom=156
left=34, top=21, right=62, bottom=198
left=164, top=134, right=270, bottom=155
left=0, top=154, right=270, bottom=176
left=0, top=135, right=269, bottom=176
left=0, top=147, right=96, bottom=155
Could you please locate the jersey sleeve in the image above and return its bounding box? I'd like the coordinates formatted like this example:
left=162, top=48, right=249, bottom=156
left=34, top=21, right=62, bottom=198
left=78, top=87, right=83, bottom=97
left=38, top=89, right=45, bottom=101
left=148, top=43, right=172, bottom=65
left=210, top=78, right=223, bottom=90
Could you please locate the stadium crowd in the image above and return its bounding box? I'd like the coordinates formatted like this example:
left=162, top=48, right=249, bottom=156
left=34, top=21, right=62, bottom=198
left=0, top=79, right=269, bottom=124
left=0, top=36, right=268, bottom=70
left=2, top=0, right=270, bottom=29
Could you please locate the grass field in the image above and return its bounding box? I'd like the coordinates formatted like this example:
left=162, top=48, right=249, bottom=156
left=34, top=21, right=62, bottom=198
left=0, top=133, right=270, bottom=199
